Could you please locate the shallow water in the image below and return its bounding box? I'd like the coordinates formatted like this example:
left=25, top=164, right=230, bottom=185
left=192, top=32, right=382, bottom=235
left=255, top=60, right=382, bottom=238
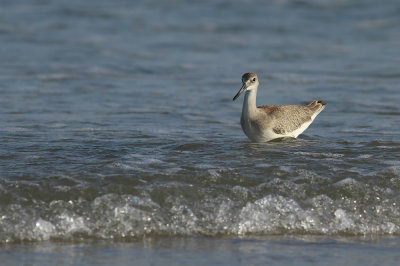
left=2, top=236, right=400, bottom=266
left=1, top=0, right=400, bottom=264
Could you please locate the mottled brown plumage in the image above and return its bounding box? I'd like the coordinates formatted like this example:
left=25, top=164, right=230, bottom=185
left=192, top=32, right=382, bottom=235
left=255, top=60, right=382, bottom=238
left=259, top=100, right=326, bottom=134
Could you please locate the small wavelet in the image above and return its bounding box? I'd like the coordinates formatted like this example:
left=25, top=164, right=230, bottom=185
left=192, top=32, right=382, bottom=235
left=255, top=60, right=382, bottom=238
left=2, top=186, right=400, bottom=243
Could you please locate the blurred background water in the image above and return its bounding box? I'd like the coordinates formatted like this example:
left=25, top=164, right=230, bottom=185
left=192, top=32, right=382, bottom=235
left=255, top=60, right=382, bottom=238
left=0, top=0, right=400, bottom=264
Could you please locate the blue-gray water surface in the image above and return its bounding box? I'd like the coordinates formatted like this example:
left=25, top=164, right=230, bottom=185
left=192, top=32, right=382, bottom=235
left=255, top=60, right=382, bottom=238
left=1, top=0, right=400, bottom=264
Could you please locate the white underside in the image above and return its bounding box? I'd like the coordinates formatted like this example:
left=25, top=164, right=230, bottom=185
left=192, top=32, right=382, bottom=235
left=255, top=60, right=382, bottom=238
left=244, top=109, right=322, bottom=143
left=247, top=121, right=312, bottom=142
left=284, top=120, right=313, bottom=138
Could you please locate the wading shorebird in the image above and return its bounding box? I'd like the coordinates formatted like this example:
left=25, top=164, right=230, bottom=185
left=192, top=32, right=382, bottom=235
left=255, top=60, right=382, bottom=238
left=233, top=72, right=326, bottom=142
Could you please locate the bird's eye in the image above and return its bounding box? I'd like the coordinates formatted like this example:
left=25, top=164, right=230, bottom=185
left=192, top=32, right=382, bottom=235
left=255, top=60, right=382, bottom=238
left=252, top=78, right=256, bottom=82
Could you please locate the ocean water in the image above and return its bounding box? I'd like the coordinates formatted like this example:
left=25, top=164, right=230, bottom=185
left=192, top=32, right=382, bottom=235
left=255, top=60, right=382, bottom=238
left=1, top=0, right=400, bottom=264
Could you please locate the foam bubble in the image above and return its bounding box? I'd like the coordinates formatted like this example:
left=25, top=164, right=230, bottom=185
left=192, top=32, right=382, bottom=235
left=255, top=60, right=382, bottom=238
left=334, top=209, right=355, bottom=231
left=32, top=218, right=56, bottom=241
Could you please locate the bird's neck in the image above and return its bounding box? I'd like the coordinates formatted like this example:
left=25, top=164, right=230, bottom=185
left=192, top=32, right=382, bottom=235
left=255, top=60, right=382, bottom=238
left=242, top=89, right=258, bottom=118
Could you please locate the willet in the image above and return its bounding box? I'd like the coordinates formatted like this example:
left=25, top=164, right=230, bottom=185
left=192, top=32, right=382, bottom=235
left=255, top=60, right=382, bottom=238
left=233, top=72, right=326, bottom=142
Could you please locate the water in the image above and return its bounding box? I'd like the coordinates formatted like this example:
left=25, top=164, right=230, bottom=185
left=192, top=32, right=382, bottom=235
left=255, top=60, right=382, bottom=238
left=2, top=236, right=400, bottom=265
left=1, top=0, right=400, bottom=264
